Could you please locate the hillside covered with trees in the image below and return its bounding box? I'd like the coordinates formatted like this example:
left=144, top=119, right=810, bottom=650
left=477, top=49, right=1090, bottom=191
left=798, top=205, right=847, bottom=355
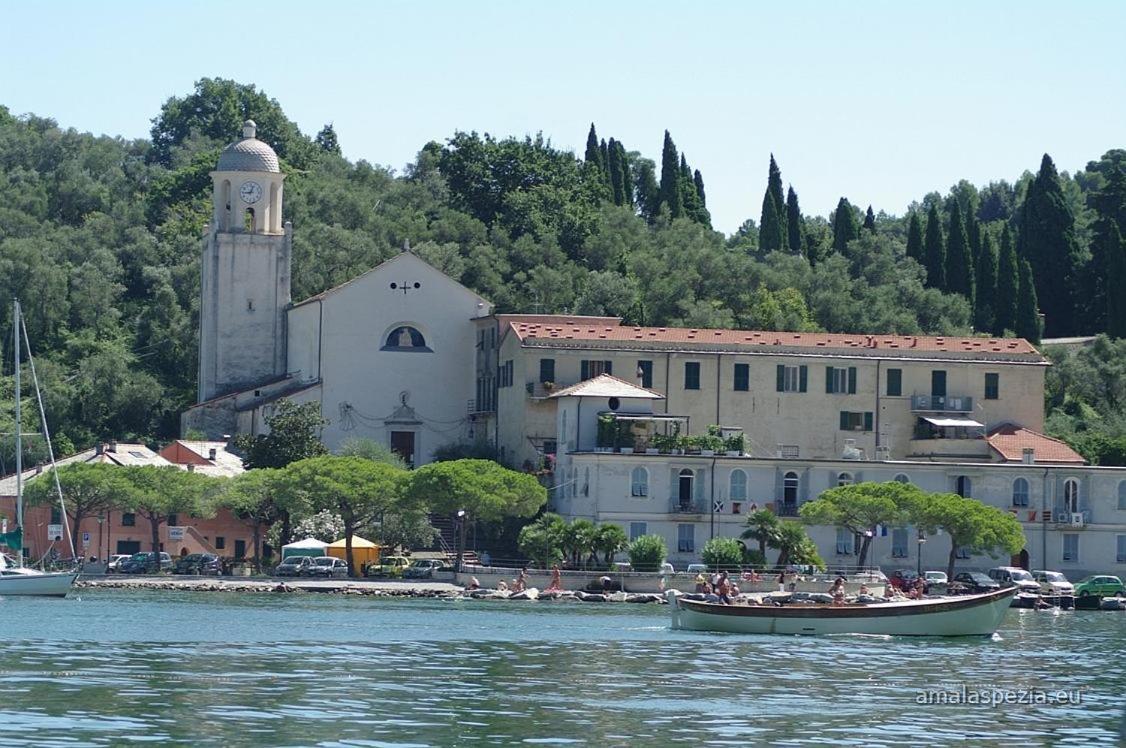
left=0, top=78, right=1124, bottom=464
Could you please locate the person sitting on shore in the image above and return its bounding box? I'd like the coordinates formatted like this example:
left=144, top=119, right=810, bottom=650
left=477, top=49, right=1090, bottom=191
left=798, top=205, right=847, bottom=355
left=513, top=568, right=528, bottom=593
left=496, top=580, right=508, bottom=592
left=466, top=576, right=480, bottom=591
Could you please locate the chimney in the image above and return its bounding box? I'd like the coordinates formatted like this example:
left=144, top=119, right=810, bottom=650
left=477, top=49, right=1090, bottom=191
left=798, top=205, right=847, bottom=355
left=208, top=447, right=217, bottom=461
left=108, top=440, right=118, bottom=453
left=1022, top=448, right=1035, bottom=465
left=35, top=463, right=42, bottom=475
left=95, top=443, right=104, bottom=456
left=187, top=464, right=196, bottom=472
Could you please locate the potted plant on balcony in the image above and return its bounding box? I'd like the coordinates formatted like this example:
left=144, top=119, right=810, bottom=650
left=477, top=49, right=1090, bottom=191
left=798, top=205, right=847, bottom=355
left=652, top=433, right=675, bottom=454
left=617, top=423, right=635, bottom=454
left=542, top=381, right=556, bottom=393
left=596, top=414, right=614, bottom=452
left=724, top=433, right=745, bottom=457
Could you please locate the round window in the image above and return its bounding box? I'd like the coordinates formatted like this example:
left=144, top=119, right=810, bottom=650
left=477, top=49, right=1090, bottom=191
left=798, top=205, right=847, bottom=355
left=608, top=397, right=620, bottom=411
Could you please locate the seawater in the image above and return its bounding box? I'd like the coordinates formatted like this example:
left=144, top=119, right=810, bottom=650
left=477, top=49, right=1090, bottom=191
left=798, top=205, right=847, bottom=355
left=0, top=590, right=1123, bottom=746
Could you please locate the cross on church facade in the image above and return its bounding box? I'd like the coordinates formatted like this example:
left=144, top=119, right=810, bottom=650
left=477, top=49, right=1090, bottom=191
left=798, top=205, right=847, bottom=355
left=389, top=280, right=421, bottom=295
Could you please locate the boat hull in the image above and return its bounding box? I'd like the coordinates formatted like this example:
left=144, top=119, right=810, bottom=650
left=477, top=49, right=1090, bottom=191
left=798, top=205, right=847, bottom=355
left=0, top=572, right=77, bottom=597
left=669, top=587, right=1017, bottom=637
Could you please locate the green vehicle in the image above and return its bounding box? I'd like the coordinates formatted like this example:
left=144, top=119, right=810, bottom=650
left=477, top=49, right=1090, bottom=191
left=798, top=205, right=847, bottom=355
left=1073, top=575, right=1125, bottom=597
left=365, top=555, right=410, bottom=578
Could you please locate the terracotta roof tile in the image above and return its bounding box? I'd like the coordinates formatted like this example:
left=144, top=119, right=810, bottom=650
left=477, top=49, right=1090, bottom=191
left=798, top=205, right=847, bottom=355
left=505, top=317, right=1043, bottom=360
left=987, top=424, right=1085, bottom=464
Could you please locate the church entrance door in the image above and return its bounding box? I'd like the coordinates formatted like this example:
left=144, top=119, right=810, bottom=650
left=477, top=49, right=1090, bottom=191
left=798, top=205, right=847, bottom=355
left=391, top=431, right=416, bottom=468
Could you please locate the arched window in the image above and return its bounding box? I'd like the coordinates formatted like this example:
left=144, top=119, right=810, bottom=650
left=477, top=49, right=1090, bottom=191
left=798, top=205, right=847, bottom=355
left=221, top=180, right=232, bottom=229
left=382, top=326, right=430, bottom=352
left=730, top=469, right=747, bottom=501
left=677, top=469, right=694, bottom=511
left=893, top=474, right=910, bottom=484
left=837, top=472, right=853, bottom=487
left=243, top=207, right=255, bottom=233
left=1012, top=478, right=1030, bottom=507
left=631, top=467, right=648, bottom=497
left=783, top=472, right=799, bottom=503
left=1119, top=481, right=1126, bottom=511
left=269, top=182, right=280, bottom=232
left=1063, top=478, right=1080, bottom=513
left=955, top=475, right=972, bottom=498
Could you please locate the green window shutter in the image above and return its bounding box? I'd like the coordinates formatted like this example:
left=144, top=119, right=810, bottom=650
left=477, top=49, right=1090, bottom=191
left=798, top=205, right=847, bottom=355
left=605, top=361, right=613, bottom=375
left=864, top=412, right=873, bottom=431
left=825, top=366, right=834, bottom=393
left=581, top=360, right=589, bottom=380
left=776, top=364, right=785, bottom=392
left=799, top=365, right=808, bottom=392
left=848, top=367, right=857, bottom=394
left=840, top=411, right=849, bottom=430
left=887, top=368, right=902, bottom=397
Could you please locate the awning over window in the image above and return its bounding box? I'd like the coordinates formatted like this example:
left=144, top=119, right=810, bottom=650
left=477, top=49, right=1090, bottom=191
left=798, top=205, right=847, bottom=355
left=601, top=413, right=690, bottom=421
left=922, top=416, right=984, bottom=428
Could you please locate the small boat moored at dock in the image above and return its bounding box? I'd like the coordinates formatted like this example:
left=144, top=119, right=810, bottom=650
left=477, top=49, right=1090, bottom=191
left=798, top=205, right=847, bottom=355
left=667, top=586, right=1017, bottom=636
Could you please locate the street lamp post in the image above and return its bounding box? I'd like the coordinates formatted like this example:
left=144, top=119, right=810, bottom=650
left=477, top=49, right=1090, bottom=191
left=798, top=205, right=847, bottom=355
left=455, top=509, right=468, bottom=577
left=916, top=530, right=927, bottom=576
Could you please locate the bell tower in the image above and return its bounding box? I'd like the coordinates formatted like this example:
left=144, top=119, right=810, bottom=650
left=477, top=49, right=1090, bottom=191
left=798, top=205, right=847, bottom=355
left=197, top=120, right=292, bottom=403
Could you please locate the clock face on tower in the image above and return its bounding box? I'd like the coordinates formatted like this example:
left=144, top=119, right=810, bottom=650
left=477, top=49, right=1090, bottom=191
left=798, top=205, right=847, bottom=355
left=240, top=181, right=263, bottom=204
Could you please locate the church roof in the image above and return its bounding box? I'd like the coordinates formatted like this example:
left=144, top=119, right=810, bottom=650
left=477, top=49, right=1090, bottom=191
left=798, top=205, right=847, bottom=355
left=548, top=374, right=665, bottom=400
left=216, top=120, right=280, bottom=173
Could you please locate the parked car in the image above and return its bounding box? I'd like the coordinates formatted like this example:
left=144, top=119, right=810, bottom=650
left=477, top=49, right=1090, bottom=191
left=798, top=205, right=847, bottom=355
left=952, top=572, right=1002, bottom=594
left=923, top=571, right=948, bottom=586
left=890, top=569, right=926, bottom=592
left=1031, top=570, right=1074, bottom=596
left=172, top=553, right=222, bottom=576
left=1073, top=575, right=1126, bottom=598
left=307, top=556, right=349, bottom=578
left=987, top=566, right=1041, bottom=594
left=119, top=552, right=173, bottom=574
left=275, top=556, right=315, bottom=577
left=402, top=559, right=450, bottom=579
left=366, top=555, right=410, bottom=578
left=106, top=554, right=131, bottom=573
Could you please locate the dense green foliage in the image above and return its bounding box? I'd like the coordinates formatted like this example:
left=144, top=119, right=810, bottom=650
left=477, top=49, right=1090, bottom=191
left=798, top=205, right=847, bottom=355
left=700, top=536, right=744, bottom=569
left=627, top=533, right=667, bottom=572
left=0, top=78, right=1122, bottom=460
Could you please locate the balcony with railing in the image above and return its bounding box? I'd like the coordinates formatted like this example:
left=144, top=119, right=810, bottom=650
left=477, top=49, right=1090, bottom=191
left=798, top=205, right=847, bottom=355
left=910, top=394, right=974, bottom=413
left=670, top=499, right=706, bottom=514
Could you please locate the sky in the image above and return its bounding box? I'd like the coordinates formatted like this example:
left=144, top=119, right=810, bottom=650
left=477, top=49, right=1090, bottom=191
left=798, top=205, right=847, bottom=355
left=2, top=1, right=1124, bottom=234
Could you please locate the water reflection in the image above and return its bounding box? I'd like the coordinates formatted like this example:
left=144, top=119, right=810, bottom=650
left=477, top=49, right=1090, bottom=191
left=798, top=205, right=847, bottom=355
left=0, top=591, right=1121, bottom=745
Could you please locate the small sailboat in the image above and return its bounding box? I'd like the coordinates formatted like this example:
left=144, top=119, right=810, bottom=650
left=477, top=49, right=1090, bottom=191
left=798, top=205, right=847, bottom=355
left=667, top=586, right=1017, bottom=637
left=0, top=300, right=77, bottom=597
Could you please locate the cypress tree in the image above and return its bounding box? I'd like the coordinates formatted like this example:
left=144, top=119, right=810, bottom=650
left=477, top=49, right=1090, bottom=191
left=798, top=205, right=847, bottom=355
left=974, top=231, right=999, bottom=333
left=923, top=204, right=946, bottom=290
left=760, top=155, right=787, bottom=251
left=967, top=213, right=982, bottom=267
left=905, top=212, right=924, bottom=264
left=995, top=225, right=1019, bottom=334
left=863, top=205, right=877, bottom=232
left=1106, top=221, right=1126, bottom=339
left=693, top=169, right=706, bottom=207
left=607, top=137, right=625, bottom=206
left=785, top=186, right=803, bottom=256
left=679, top=154, right=708, bottom=226
left=759, top=191, right=785, bottom=255
left=1016, top=258, right=1041, bottom=343
left=945, top=201, right=975, bottom=304
left=1016, top=154, right=1084, bottom=336
left=617, top=140, right=634, bottom=207
left=636, top=161, right=659, bottom=221
left=658, top=130, right=682, bottom=219
left=584, top=123, right=603, bottom=171
left=600, top=138, right=609, bottom=178
left=831, top=197, right=860, bottom=255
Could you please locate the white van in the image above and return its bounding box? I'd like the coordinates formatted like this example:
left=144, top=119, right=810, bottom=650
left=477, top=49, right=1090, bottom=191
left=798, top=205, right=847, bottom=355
left=987, top=566, right=1040, bottom=593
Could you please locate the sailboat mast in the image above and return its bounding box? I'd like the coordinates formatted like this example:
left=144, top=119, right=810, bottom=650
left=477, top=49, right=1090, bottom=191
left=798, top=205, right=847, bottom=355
left=13, top=300, right=21, bottom=566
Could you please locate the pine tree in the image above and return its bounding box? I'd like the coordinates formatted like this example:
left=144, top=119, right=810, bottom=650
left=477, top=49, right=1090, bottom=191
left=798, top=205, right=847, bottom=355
left=584, top=123, right=603, bottom=171
left=1016, top=258, right=1041, bottom=343
left=831, top=197, right=860, bottom=255
left=974, top=231, right=999, bottom=334
left=314, top=124, right=341, bottom=154
left=1016, top=154, right=1084, bottom=337
left=658, top=130, right=682, bottom=219
left=617, top=141, right=634, bottom=207
left=785, top=186, right=803, bottom=256
left=863, top=205, right=876, bottom=232
left=945, top=201, right=975, bottom=304
left=607, top=137, right=625, bottom=206
left=995, top=225, right=1019, bottom=334
left=923, top=204, right=946, bottom=289
left=1106, top=221, right=1126, bottom=339
left=759, top=155, right=787, bottom=251
left=759, top=191, right=784, bottom=254
left=636, top=161, right=659, bottom=221
left=905, top=212, right=924, bottom=264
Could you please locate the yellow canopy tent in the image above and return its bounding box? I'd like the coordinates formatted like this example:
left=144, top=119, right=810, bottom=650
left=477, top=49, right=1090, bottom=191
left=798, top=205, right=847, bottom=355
left=326, top=536, right=381, bottom=574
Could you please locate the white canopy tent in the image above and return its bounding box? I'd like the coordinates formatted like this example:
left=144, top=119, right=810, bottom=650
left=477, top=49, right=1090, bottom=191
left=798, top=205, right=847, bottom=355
left=280, top=537, right=328, bottom=559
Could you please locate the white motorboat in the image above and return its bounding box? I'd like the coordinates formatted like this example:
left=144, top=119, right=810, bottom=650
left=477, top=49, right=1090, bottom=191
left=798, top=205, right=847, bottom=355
left=0, top=553, right=77, bottom=597
left=667, top=586, right=1017, bottom=637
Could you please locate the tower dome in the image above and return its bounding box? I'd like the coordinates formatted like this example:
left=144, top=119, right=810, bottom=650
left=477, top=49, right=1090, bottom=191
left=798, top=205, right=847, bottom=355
left=216, top=120, right=280, bottom=173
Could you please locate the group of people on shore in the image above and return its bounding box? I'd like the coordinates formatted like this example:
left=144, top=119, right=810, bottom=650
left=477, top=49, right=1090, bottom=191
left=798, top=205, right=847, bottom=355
left=695, top=571, right=741, bottom=604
